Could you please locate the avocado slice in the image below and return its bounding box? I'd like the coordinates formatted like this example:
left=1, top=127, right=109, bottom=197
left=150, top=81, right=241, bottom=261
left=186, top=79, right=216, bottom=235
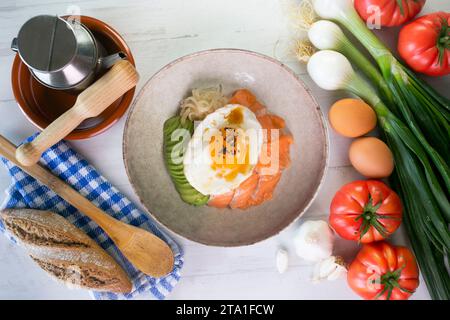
left=163, top=116, right=209, bottom=206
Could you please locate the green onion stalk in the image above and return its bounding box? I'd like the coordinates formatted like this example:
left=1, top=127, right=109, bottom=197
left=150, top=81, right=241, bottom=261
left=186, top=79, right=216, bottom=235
left=307, top=20, right=396, bottom=109
left=312, top=0, right=450, bottom=172
left=306, top=19, right=450, bottom=223
left=307, top=50, right=450, bottom=300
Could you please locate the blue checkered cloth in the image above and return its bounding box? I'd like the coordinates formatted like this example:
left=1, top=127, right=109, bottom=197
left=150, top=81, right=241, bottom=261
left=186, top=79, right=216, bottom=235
left=0, top=134, right=183, bottom=300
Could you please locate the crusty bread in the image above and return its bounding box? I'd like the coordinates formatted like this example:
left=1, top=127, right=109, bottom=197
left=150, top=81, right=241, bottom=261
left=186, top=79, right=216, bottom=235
left=1, top=208, right=132, bottom=293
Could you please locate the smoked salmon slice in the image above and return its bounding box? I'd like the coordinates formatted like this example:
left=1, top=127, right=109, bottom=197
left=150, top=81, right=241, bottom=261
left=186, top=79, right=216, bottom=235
left=229, top=173, right=259, bottom=209
left=249, top=101, right=267, bottom=116
left=229, top=89, right=256, bottom=106
left=257, top=114, right=286, bottom=143
left=257, top=114, right=285, bottom=130
left=248, top=171, right=282, bottom=207
left=229, top=89, right=266, bottom=114
left=208, top=191, right=235, bottom=208
left=278, top=134, right=294, bottom=170
left=255, top=133, right=292, bottom=174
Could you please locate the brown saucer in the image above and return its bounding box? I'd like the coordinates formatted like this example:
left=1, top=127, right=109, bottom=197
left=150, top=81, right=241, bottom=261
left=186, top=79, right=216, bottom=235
left=11, top=16, right=136, bottom=140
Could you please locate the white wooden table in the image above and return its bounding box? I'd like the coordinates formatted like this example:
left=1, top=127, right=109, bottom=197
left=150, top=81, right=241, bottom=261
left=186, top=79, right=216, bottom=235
left=0, top=0, right=448, bottom=300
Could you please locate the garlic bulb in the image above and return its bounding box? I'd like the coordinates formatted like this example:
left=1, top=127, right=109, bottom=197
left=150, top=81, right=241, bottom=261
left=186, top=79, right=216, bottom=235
left=293, top=220, right=334, bottom=262
left=312, top=256, right=347, bottom=283
left=276, top=248, right=289, bottom=274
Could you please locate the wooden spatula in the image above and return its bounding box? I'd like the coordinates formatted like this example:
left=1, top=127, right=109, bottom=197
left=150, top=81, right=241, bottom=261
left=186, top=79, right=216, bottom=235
left=0, top=134, right=174, bottom=277
left=15, top=60, right=139, bottom=167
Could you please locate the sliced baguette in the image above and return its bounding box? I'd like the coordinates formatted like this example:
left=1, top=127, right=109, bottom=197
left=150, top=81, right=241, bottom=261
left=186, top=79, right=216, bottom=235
left=1, top=208, right=132, bottom=293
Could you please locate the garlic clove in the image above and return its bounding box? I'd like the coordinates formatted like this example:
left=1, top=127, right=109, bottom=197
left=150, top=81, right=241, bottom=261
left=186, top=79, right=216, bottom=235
left=312, top=256, right=347, bottom=283
left=276, top=248, right=289, bottom=274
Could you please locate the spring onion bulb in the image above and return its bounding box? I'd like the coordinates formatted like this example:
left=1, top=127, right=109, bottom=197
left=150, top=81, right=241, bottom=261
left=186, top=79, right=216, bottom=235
left=307, top=50, right=354, bottom=91
left=312, top=0, right=388, bottom=54
left=307, top=50, right=384, bottom=116
left=307, top=49, right=450, bottom=300
left=312, top=0, right=352, bottom=21
left=308, top=20, right=344, bottom=50
left=307, top=20, right=394, bottom=106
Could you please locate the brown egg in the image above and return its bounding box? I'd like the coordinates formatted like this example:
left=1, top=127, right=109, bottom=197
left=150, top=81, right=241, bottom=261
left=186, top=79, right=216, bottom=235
left=349, top=137, right=394, bottom=178
left=329, top=99, right=377, bottom=138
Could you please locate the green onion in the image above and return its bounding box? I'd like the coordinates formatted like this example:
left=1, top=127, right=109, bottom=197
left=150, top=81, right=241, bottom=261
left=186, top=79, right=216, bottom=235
left=312, top=0, right=450, bottom=162
left=308, top=1, right=450, bottom=299
left=307, top=20, right=395, bottom=108
left=390, top=173, right=450, bottom=300
left=307, top=49, right=450, bottom=300
left=306, top=18, right=450, bottom=206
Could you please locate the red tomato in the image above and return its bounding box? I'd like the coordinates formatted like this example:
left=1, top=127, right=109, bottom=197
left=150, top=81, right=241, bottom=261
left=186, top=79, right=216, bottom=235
left=348, top=242, right=419, bottom=300
left=355, top=0, right=426, bottom=27
left=398, top=12, right=450, bottom=76
left=329, top=180, right=402, bottom=243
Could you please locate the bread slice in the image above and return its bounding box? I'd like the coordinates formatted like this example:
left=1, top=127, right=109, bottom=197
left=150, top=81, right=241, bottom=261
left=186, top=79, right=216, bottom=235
left=1, top=208, right=132, bottom=293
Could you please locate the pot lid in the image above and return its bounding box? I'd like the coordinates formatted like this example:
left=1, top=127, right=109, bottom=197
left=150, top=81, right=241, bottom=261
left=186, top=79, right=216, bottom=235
left=16, top=15, right=77, bottom=72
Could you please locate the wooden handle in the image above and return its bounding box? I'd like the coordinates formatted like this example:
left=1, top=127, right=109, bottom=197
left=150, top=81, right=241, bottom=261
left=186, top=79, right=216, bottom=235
left=0, top=135, right=174, bottom=277
left=16, top=60, right=139, bottom=167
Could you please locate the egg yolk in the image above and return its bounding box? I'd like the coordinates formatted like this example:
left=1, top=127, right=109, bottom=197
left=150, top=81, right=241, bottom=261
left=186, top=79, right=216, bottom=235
left=226, top=106, right=244, bottom=125
left=209, top=127, right=252, bottom=182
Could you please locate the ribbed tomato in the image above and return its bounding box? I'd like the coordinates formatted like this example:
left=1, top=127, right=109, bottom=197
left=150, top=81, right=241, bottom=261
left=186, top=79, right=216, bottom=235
left=329, top=180, right=402, bottom=243
left=355, top=0, right=426, bottom=27
left=398, top=12, right=450, bottom=76
left=348, top=242, right=419, bottom=300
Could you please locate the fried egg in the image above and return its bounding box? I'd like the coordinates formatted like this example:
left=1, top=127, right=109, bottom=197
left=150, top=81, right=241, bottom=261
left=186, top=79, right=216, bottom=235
left=183, top=105, right=263, bottom=195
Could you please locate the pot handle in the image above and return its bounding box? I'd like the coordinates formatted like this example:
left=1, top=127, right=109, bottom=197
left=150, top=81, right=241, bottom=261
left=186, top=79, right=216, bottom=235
left=98, top=51, right=127, bottom=70
left=11, top=38, right=18, bottom=52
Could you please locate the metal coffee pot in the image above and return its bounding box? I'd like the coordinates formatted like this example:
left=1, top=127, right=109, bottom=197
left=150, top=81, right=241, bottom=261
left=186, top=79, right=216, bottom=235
left=11, top=15, right=126, bottom=91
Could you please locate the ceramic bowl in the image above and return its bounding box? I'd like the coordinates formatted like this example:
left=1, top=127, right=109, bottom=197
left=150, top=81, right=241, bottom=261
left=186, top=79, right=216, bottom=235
left=11, top=16, right=136, bottom=140
left=123, top=49, right=328, bottom=246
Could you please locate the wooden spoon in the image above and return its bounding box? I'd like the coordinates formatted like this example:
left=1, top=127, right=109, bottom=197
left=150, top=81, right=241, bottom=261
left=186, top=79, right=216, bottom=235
left=15, top=60, right=139, bottom=167
left=0, top=134, right=174, bottom=277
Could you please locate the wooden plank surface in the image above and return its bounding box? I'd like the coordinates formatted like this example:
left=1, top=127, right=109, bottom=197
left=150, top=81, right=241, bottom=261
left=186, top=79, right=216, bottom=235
left=0, top=0, right=448, bottom=299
